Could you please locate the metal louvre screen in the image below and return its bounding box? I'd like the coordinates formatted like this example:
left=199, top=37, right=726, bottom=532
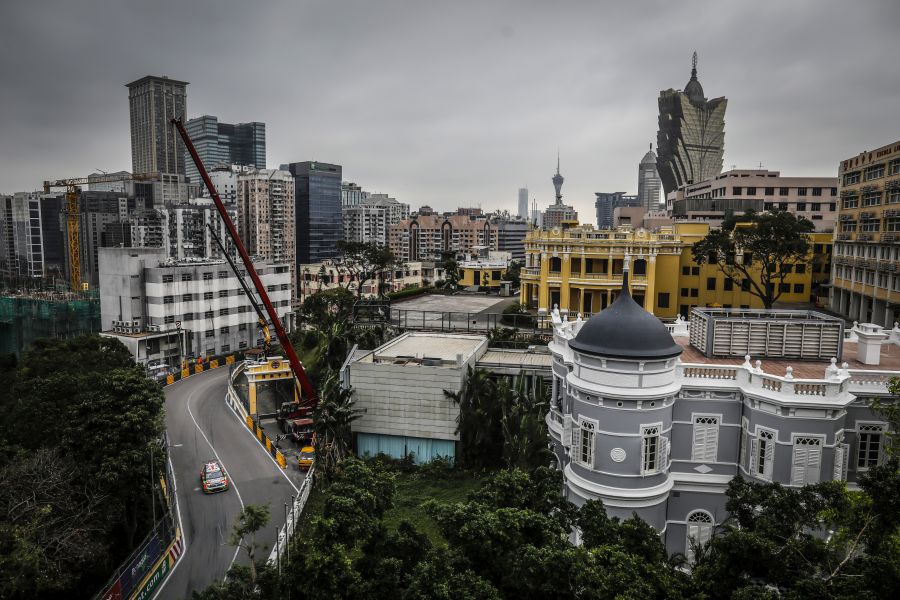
left=689, top=307, right=843, bottom=360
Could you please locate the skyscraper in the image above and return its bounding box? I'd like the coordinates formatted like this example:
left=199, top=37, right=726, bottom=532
left=656, top=53, right=727, bottom=196
left=637, top=144, right=663, bottom=212
left=594, top=192, right=640, bottom=229
left=184, top=116, right=266, bottom=187
left=126, top=76, right=189, bottom=176
left=282, top=161, right=343, bottom=266
left=518, top=187, right=529, bottom=219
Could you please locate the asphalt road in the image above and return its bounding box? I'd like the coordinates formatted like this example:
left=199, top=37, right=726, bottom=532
left=157, top=368, right=299, bottom=600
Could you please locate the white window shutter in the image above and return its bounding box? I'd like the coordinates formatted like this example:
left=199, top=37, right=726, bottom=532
left=806, top=443, right=821, bottom=484
left=791, top=444, right=808, bottom=485
left=692, top=423, right=706, bottom=462
left=832, top=444, right=845, bottom=481
left=661, top=436, right=670, bottom=470
left=706, top=423, right=719, bottom=463
left=751, top=438, right=759, bottom=474
left=563, top=416, right=573, bottom=448
left=840, top=443, right=849, bottom=481
left=763, top=437, right=775, bottom=480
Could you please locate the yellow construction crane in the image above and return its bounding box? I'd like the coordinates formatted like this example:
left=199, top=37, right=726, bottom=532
left=43, top=172, right=157, bottom=292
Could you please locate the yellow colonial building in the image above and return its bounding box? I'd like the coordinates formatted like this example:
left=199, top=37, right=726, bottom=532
left=520, top=223, right=831, bottom=319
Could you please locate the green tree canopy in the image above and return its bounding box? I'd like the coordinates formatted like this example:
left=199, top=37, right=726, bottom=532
left=336, top=240, right=402, bottom=298
left=691, top=210, right=815, bottom=308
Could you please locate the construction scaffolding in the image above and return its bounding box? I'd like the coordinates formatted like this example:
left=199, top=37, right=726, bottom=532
left=0, top=290, right=101, bottom=356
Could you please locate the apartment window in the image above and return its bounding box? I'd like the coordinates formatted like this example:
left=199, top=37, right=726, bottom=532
left=764, top=187, right=774, bottom=196
left=578, top=419, right=595, bottom=467
left=162, top=274, right=174, bottom=283
left=793, top=284, right=804, bottom=294
left=221, top=344, right=230, bottom=352
left=239, top=340, right=248, bottom=349
left=794, top=263, right=806, bottom=274
left=164, top=315, right=175, bottom=324
left=733, top=186, right=742, bottom=196
left=689, top=288, right=698, bottom=298
left=691, top=416, right=720, bottom=462
left=842, top=196, right=859, bottom=209
left=753, top=429, right=776, bottom=480
left=681, top=287, right=689, bottom=297
left=706, top=277, right=716, bottom=291
left=862, top=191, right=882, bottom=206
left=864, top=164, right=885, bottom=181
left=219, top=308, right=230, bottom=316
left=798, top=187, right=807, bottom=196
left=203, top=272, right=213, bottom=281
left=163, top=295, right=174, bottom=304
left=764, top=202, right=775, bottom=211
left=844, top=172, right=860, bottom=185
left=812, top=187, right=822, bottom=196
left=890, top=160, right=900, bottom=176
left=280, top=284, right=290, bottom=291
left=181, top=293, right=191, bottom=302
left=183, top=312, right=193, bottom=321
left=657, top=292, right=670, bottom=308
left=181, top=273, right=193, bottom=282
left=641, top=425, right=665, bottom=474
left=779, top=202, right=788, bottom=211
left=691, top=266, right=700, bottom=276
left=857, top=423, right=886, bottom=469
left=219, top=326, right=230, bottom=334
left=791, top=437, right=823, bottom=485
left=681, top=266, right=690, bottom=275
left=238, top=323, right=248, bottom=331
left=266, top=285, right=276, bottom=292
left=810, top=203, right=820, bottom=211
left=741, top=279, right=751, bottom=291
left=685, top=511, right=714, bottom=564
left=889, top=189, right=900, bottom=204
left=205, top=330, right=214, bottom=338
left=746, top=187, right=757, bottom=195
left=779, top=187, right=789, bottom=196
left=204, top=291, right=213, bottom=300
left=218, top=270, right=228, bottom=279
left=724, top=278, right=734, bottom=291
left=204, top=310, right=213, bottom=319
left=779, top=283, right=790, bottom=293
left=218, top=290, right=229, bottom=298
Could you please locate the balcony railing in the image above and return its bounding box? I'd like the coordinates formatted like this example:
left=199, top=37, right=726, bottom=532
left=677, top=361, right=852, bottom=398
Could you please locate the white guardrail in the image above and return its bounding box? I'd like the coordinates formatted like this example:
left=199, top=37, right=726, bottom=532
left=268, top=466, right=315, bottom=565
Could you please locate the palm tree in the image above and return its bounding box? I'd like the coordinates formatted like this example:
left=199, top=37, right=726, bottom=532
left=500, top=377, right=552, bottom=470
left=445, top=366, right=503, bottom=468
left=313, top=370, right=363, bottom=481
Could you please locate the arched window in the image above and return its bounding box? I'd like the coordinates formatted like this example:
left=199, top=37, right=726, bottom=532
left=633, top=258, right=647, bottom=275
left=685, top=511, right=714, bottom=564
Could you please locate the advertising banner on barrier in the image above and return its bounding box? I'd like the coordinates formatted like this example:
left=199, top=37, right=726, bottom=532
left=132, top=554, right=171, bottom=600
left=119, top=534, right=162, bottom=599
left=98, top=579, right=122, bottom=600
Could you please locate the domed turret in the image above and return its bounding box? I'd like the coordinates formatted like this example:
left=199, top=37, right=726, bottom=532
left=569, top=271, right=682, bottom=360
left=641, top=145, right=657, bottom=165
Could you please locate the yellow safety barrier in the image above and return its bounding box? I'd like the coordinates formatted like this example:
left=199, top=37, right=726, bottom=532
left=210, top=359, right=219, bottom=369
left=225, top=355, right=235, bottom=365
left=166, top=374, right=175, bottom=385
left=245, top=415, right=254, bottom=430
left=194, top=364, right=204, bottom=374
left=181, top=368, right=189, bottom=379
left=256, top=426, right=263, bottom=441
left=265, top=438, right=272, bottom=451
left=276, top=451, right=287, bottom=468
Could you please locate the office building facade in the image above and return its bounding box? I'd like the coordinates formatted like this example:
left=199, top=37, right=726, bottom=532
left=595, top=192, right=641, bottom=229
left=389, top=213, right=497, bottom=262
left=184, top=116, right=266, bottom=187
left=830, top=140, right=900, bottom=327
left=126, top=75, right=188, bottom=177
left=341, top=181, right=369, bottom=207
left=343, top=193, right=410, bottom=247
left=656, top=54, right=727, bottom=196
left=638, top=146, right=663, bottom=212
left=283, top=161, right=343, bottom=265
left=667, top=169, right=838, bottom=231
left=518, top=187, right=529, bottom=220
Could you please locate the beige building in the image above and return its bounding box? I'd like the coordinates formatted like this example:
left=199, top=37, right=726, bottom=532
left=389, top=213, right=496, bottom=261
left=236, top=169, right=296, bottom=302
left=830, top=140, right=900, bottom=326
left=667, top=169, right=838, bottom=231
left=298, top=259, right=432, bottom=302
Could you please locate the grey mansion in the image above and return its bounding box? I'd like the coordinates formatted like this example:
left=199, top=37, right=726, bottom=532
left=546, top=272, right=897, bottom=559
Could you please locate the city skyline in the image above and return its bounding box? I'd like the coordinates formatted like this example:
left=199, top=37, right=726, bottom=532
left=1, top=1, right=898, bottom=222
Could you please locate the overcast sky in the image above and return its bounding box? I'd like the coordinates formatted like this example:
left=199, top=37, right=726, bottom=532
left=1, top=0, right=898, bottom=220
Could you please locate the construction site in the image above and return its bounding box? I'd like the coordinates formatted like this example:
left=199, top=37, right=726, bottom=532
left=0, top=278, right=101, bottom=356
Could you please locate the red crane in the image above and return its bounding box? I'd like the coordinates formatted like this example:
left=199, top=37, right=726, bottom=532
left=171, top=118, right=316, bottom=405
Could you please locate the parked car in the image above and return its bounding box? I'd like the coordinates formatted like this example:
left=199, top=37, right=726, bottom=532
left=200, top=459, right=230, bottom=494
left=297, top=446, right=315, bottom=470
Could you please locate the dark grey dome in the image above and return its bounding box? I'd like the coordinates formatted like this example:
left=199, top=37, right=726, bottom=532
left=569, top=276, right=682, bottom=360
left=684, top=77, right=705, bottom=102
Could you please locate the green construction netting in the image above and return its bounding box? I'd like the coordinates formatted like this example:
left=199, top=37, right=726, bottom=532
left=0, top=293, right=101, bottom=356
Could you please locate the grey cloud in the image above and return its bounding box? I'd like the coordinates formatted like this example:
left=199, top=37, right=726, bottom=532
left=1, top=0, right=898, bottom=221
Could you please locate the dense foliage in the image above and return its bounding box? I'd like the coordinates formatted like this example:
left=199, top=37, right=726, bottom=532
left=0, top=336, right=165, bottom=600
left=445, top=366, right=551, bottom=470
left=691, top=210, right=815, bottom=308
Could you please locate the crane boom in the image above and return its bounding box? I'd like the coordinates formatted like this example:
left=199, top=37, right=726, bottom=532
left=171, top=118, right=316, bottom=404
